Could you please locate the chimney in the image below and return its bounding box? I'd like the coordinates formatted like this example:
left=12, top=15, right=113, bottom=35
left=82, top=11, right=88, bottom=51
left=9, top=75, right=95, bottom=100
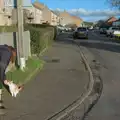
left=0, top=0, right=4, bottom=11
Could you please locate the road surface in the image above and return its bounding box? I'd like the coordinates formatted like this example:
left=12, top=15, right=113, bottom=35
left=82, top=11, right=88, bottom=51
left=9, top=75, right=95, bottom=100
left=70, top=31, right=120, bottom=120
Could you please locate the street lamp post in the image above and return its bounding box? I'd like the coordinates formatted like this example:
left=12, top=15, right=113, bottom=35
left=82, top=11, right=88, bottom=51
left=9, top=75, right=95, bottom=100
left=16, top=0, right=26, bottom=71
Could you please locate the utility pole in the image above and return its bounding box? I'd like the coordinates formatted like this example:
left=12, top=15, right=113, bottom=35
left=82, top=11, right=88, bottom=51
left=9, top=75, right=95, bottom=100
left=16, top=0, right=26, bottom=71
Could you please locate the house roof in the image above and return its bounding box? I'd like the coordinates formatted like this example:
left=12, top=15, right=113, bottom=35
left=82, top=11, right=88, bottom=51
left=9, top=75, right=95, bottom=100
left=51, top=10, right=59, bottom=16
left=32, top=1, right=45, bottom=10
left=59, top=11, right=71, bottom=17
left=113, top=19, right=120, bottom=22
left=59, top=11, right=83, bottom=21
left=105, top=16, right=117, bottom=22
left=71, top=15, right=83, bottom=21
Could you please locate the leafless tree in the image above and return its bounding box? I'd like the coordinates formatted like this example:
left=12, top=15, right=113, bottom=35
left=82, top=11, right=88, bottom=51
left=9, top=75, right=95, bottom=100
left=108, top=0, right=120, bottom=9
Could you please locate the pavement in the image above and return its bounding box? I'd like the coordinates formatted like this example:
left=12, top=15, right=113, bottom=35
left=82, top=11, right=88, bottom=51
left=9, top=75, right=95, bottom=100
left=2, top=34, right=89, bottom=120
left=62, top=31, right=120, bottom=120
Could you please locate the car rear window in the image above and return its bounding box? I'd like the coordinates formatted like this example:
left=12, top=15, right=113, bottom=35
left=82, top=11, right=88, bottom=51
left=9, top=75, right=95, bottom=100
left=77, top=27, right=87, bottom=31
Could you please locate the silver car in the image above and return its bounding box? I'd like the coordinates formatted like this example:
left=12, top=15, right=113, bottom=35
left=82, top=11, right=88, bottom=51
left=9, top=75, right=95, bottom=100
left=73, top=27, right=88, bottom=39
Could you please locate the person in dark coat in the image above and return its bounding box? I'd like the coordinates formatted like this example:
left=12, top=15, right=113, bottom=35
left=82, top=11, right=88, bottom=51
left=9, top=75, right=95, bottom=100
left=0, top=44, right=23, bottom=97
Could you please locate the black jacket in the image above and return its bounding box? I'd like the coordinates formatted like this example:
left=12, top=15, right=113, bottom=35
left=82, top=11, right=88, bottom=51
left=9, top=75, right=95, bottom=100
left=0, top=45, right=12, bottom=82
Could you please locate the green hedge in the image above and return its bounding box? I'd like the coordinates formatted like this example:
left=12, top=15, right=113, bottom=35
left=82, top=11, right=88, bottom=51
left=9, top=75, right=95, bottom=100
left=27, top=26, right=55, bottom=56
left=0, top=25, right=29, bottom=32
left=0, top=24, right=57, bottom=39
left=0, top=25, right=18, bottom=32
left=0, top=24, right=57, bottom=56
left=26, top=23, right=57, bottom=40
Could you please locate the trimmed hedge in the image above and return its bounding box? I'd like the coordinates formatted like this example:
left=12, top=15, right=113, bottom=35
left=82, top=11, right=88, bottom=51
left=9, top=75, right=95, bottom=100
left=0, top=24, right=57, bottom=39
left=26, top=25, right=55, bottom=55
left=26, top=23, right=57, bottom=40
left=0, top=25, right=18, bottom=32
left=0, top=25, right=29, bottom=32
left=0, top=24, right=57, bottom=56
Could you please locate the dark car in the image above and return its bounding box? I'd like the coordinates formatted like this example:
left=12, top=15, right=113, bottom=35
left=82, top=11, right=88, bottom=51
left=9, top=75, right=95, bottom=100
left=73, top=27, right=88, bottom=39
left=100, top=28, right=107, bottom=34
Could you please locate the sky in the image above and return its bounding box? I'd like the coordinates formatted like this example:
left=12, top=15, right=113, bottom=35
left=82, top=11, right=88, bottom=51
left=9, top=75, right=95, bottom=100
left=23, top=0, right=120, bottom=22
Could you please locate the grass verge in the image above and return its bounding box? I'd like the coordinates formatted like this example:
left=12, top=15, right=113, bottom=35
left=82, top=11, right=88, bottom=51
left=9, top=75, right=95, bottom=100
left=6, top=58, right=44, bottom=85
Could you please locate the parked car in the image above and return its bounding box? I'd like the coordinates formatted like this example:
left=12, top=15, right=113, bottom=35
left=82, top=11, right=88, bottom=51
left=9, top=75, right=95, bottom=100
left=57, top=25, right=69, bottom=33
left=73, top=27, right=88, bottom=39
left=112, top=29, right=120, bottom=37
left=106, top=27, right=120, bottom=37
left=100, top=28, right=107, bottom=34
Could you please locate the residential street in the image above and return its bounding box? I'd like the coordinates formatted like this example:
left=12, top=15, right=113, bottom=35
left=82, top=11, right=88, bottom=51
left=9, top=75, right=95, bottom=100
left=2, top=34, right=89, bottom=120
left=2, top=31, right=120, bottom=120
left=83, top=31, right=120, bottom=120
left=62, top=31, right=120, bottom=120
left=0, top=0, right=120, bottom=119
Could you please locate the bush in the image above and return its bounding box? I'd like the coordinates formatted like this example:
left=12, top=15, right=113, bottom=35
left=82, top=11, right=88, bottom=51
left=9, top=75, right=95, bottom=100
left=0, top=24, right=57, bottom=56
left=0, top=25, right=29, bottom=32
left=27, top=25, right=54, bottom=56
left=0, top=25, right=18, bottom=32
left=26, top=23, right=57, bottom=40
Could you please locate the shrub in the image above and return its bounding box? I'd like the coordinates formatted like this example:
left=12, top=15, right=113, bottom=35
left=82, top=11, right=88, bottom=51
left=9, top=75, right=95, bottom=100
left=26, top=23, right=57, bottom=40
left=0, top=25, right=18, bottom=32
left=0, top=24, right=57, bottom=57
left=0, top=25, right=29, bottom=32
left=27, top=26, right=54, bottom=56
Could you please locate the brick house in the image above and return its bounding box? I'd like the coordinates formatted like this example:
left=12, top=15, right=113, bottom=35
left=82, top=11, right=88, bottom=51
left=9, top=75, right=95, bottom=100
left=0, top=0, right=4, bottom=11
left=112, top=19, right=120, bottom=27
left=59, top=10, right=74, bottom=26
left=12, top=7, right=34, bottom=24
left=0, top=0, right=12, bottom=25
left=32, top=2, right=45, bottom=24
left=12, top=3, right=43, bottom=24
left=41, top=6, right=51, bottom=24
left=33, top=1, right=59, bottom=26
left=71, top=15, right=83, bottom=27
left=23, top=8, right=34, bottom=23
left=105, top=16, right=117, bottom=26
left=51, top=10, right=60, bottom=26
left=33, top=1, right=51, bottom=24
left=59, top=10, right=83, bottom=27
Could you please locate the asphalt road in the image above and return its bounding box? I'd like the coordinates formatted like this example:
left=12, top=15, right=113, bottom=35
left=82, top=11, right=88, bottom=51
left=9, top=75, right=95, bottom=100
left=78, top=31, right=120, bottom=120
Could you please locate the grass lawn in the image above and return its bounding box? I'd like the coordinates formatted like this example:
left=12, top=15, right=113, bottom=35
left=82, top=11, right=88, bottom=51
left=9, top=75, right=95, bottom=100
left=6, top=58, right=44, bottom=85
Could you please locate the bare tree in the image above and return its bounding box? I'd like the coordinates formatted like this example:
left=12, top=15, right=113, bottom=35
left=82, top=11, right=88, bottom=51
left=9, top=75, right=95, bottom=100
left=108, top=0, right=120, bottom=9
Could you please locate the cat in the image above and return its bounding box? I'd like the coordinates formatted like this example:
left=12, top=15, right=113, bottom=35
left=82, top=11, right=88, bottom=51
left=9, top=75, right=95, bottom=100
left=7, top=81, right=23, bottom=97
